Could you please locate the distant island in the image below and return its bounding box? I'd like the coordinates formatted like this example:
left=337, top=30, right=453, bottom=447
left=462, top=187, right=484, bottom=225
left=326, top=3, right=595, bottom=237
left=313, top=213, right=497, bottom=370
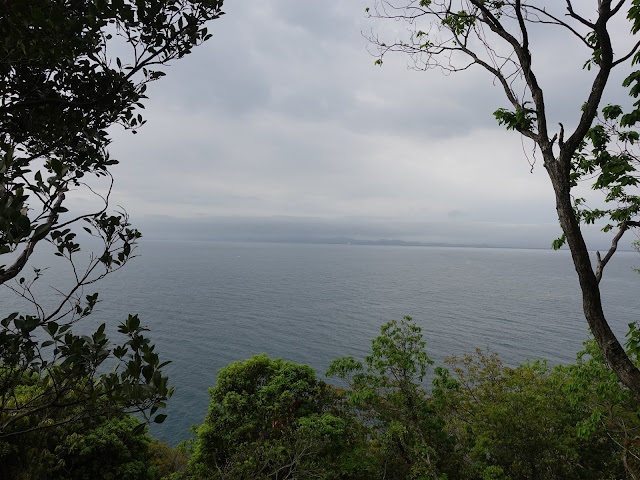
left=245, top=236, right=505, bottom=249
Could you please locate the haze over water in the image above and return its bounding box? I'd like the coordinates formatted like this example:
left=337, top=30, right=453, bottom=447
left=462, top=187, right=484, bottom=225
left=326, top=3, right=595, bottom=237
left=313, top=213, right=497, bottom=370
left=4, top=241, right=639, bottom=445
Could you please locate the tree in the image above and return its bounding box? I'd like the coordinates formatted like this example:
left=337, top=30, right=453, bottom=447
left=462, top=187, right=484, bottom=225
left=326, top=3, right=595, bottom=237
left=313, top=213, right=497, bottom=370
left=430, top=345, right=640, bottom=479
left=188, top=354, right=369, bottom=480
left=560, top=338, right=640, bottom=478
left=147, top=439, right=190, bottom=480
left=0, top=0, right=224, bottom=436
left=327, top=317, right=453, bottom=479
left=365, top=0, right=640, bottom=398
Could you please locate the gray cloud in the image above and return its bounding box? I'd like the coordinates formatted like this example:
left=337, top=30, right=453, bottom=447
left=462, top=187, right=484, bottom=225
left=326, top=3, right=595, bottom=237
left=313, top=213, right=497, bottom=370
left=134, top=214, right=623, bottom=252
left=98, top=1, right=639, bottom=249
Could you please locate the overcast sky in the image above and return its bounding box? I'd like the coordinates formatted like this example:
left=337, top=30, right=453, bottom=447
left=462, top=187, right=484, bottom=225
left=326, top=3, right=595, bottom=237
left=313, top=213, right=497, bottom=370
left=72, top=1, right=639, bottom=248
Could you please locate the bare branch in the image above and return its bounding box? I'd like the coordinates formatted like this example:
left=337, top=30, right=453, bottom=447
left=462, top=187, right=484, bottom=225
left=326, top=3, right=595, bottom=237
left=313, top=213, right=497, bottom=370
left=610, top=0, right=628, bottom=18
left=596, top=222, right=629, bottom=283
left=55, top=174, right=114, bottom=230
left=613, top=38, right=640, bottom=67
left=562, top=2, right=615, bottom=162
left=515, top=0, right=529, bottom=53
left=472, top=1, right=551, bottom=144
left=521, top=5, right=594, bottom=49
left=565, top=0, right=596, bottom=29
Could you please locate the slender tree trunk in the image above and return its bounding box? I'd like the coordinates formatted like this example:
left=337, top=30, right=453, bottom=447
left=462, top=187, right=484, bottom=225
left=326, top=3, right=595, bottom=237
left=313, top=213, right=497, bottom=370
left=546, top=157, right=640, bottom=398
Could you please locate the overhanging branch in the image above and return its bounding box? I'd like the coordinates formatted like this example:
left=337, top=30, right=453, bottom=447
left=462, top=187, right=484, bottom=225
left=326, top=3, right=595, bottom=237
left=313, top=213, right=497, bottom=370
left=0, top=192, right=65, bottom=285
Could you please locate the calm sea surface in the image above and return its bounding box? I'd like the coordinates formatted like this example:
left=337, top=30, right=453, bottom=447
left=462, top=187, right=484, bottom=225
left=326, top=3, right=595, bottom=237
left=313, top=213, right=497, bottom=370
left=3, top=241, right=639, bottom=445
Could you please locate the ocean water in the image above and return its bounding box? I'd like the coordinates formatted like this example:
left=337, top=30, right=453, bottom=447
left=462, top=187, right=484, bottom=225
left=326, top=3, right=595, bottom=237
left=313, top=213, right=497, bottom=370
left=2, top=241, right=639, bottom=445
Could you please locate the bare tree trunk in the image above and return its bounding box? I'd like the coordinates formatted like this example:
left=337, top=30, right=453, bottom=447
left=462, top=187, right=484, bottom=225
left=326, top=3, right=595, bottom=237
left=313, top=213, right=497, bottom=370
left=546, top=158, right=640, bottom=398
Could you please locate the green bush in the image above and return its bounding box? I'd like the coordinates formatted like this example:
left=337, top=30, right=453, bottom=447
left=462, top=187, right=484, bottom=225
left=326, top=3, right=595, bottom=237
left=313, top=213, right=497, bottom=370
left=185, top=319, right=640, bottom=479
left=188, top=354, right=371, bottom=479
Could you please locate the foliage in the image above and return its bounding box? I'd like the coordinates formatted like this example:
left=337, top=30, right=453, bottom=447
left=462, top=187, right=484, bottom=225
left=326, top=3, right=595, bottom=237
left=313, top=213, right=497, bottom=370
left=561, top=338, right=640, bottom=478
left=327, top=316, right=453, bottom=479
left=187, top=354, right=371, bottom=480
left=429, top=334, right=640, bottom=480
left=0, top=0, right=224, bottom=435
left=183, top=318, right=640, bottom=479
left=569, top=106, right=640, bottom=236
left=433, top=350, right=621, bottom=479
left=148, top=439, right=190, bottom=479
left=0, top=372, right=158, bottom=480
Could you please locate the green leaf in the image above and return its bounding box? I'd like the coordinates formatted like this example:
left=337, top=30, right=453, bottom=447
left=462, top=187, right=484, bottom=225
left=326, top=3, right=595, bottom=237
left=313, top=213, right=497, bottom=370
left=551, top=233, right=566, bottom=250
left=132, top=423, right=146, bottom=435
left=153, top=413, right=167, bottom=424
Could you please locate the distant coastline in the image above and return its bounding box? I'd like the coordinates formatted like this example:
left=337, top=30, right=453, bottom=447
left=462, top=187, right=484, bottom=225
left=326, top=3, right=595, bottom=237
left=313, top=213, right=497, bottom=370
left=140, top=236, right=636, bottom=252
left=218, top=236, right=527, bottom=250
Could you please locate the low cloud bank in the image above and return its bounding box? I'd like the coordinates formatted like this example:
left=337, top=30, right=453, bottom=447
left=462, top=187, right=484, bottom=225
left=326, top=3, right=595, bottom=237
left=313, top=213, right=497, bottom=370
left=134, top=215, right=628, bottom=251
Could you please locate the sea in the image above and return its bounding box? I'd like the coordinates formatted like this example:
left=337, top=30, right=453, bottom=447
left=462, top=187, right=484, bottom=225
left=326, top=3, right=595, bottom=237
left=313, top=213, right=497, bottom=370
left=2, top=240, right=639, bottom=445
